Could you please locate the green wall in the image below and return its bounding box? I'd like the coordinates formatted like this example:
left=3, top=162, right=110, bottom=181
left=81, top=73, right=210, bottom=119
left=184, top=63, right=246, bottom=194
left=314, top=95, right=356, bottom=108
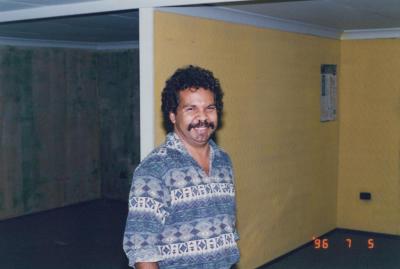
left=0, top=46, right=139, bottom=220
left=97, top=50, right=140, bottom=200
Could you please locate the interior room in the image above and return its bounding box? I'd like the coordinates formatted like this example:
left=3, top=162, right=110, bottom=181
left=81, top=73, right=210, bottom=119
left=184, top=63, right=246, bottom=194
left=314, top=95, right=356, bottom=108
left=0, top=0, right=399, bottom=269
left=0, top=7, right=140, bottom=269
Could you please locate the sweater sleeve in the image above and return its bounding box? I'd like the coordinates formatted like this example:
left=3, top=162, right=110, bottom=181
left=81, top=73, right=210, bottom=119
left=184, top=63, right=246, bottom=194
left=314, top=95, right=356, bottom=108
left=226, top=153, right=240, bottom=242
left=123, top=162, right=170, bottom=267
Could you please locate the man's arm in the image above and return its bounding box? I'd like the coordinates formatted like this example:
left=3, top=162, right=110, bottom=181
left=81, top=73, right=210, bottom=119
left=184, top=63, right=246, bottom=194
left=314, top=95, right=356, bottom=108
left=123, top=164, right=169, bottom=267
left=135, top=262, right=159, bottom=269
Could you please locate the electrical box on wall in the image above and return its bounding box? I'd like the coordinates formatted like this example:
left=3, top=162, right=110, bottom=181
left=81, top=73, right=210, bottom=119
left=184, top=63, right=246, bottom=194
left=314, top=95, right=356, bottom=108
left=320, top=64, right=337, bottom=122
left=360, top=192, right=372, bottom=201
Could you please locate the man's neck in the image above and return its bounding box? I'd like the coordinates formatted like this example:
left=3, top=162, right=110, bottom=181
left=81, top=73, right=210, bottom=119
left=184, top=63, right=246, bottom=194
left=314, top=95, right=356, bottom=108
left=181, top=138, right=210, bottom=158
left=184, top=142, right=211, bottom=176
left=173, top=132, right=212, bottom=175
left=187, top=143, right=210, bottom=159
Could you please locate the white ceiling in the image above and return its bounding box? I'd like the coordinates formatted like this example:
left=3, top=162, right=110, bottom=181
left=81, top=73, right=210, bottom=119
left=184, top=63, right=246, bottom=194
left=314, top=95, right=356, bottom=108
left=225, top=0, right=400, bottom=30
left=0, top=0, right=400, bottom=43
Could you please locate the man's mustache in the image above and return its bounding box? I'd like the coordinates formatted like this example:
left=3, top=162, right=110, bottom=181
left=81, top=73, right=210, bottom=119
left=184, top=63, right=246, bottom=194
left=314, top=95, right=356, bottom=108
left=188, top=120, right=215, bottom=131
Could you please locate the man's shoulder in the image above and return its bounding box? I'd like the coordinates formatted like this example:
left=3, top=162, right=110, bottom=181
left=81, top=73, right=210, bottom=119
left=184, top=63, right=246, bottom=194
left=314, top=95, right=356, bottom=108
left=134, top=143, right=179, bottom=176
left=211, top=141, right=232, bottom=164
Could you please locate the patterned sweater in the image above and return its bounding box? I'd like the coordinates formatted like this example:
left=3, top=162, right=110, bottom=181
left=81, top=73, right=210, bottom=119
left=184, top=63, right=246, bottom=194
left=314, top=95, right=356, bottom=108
left=123, top=132, right=240, bottom=269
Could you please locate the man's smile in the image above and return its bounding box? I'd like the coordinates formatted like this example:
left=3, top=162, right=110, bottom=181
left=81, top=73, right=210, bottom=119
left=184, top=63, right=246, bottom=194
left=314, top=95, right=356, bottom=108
left=188, top=120, right=215, bottom=131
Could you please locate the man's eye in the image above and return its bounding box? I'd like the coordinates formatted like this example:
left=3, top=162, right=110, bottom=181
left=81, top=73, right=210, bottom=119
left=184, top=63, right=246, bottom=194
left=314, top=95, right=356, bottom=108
left=185, top=107, right=193, bottom=111
left=208, top=106, right=216, bottom=110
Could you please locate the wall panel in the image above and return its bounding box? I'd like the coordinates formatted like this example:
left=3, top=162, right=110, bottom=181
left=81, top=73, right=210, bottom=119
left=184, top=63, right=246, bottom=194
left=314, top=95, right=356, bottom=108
left=154, top=12, right=340, bottom=268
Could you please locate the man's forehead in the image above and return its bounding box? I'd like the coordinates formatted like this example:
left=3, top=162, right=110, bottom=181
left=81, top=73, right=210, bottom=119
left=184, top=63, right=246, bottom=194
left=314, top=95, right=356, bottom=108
left=177, top=89, right=215, bottom=108
left=181, top=86, right=210, bottom=92
left=179, top=88, right=214, bottom=99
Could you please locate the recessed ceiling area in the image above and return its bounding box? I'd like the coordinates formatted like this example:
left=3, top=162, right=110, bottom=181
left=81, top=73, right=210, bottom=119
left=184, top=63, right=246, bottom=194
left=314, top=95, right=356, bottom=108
left=0, top=0, right=96, bottom=12
left=0, top=11, right=138, bottom=43
left=0, top=0, right=98, bottom=12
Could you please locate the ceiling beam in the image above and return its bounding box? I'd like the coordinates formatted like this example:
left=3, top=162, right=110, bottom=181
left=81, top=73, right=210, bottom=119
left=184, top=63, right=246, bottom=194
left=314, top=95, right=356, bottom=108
left=0, top=0, right=249, bottom=23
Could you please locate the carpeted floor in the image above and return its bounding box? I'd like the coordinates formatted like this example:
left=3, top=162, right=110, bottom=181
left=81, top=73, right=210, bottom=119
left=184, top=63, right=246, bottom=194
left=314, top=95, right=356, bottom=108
left=258, top=229, right=400, bottom=269
left=0, top=199, right=130, bottom=269
left=1, top=200, right=399, bottom=269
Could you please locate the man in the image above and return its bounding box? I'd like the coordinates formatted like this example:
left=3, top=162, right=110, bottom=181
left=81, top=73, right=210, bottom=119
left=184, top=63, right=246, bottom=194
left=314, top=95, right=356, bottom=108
left=123, top=65, right=240, bottom=269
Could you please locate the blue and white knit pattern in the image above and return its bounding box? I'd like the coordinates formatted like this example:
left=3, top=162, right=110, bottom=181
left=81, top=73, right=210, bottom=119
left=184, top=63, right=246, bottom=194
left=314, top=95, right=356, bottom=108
left=123, top=133, right=240, bottom=269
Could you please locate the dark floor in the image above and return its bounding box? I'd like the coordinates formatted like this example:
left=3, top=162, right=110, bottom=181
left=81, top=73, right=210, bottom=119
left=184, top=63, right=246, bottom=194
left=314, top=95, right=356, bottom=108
left=258, top=229, right=400, bottom=269
left=1, top=201, right=399, bottom=269
left=0, top=199, right=130, bottom=269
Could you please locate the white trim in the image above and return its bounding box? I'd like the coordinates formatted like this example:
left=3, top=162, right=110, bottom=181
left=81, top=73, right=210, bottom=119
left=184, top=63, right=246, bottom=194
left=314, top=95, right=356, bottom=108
left=96, top=41, right=139, bottom=50
left=0, top=36, right=99, bottom=49
left=0, top=36, right=139, bottom=50
left=139, top=7, right=155, bottom=160
left=341, top=28, right=400, bottom=40
left=0, top=0, right=248, bottom=23
left=158, top=6, right=342, bottom=40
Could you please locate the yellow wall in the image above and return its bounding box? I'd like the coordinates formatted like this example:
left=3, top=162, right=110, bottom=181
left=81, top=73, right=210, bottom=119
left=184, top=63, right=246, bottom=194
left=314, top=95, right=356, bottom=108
left=338, top=40, right=400, bottom=235
left=154, top=12, right=340, bottom=268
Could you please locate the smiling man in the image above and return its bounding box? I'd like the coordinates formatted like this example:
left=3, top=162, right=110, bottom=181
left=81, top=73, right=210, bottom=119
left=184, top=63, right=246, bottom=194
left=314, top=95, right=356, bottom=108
left=123, top=65, right=240, bottom=269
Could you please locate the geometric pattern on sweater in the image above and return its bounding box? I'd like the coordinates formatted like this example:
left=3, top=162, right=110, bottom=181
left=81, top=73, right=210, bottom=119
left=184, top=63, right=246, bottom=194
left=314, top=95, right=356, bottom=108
left=170, top=183, right=235, bottom=205
left=129, top=197, right=167, bottom=224
left=158, top=232, right=236, bottom=260
left=130, top=175, right=169, bottom=202
left=164, top=166, right=233, bottom=189
left=160, top=215, right=236, bottom=244
left=123, top=132, right=240, bottom=269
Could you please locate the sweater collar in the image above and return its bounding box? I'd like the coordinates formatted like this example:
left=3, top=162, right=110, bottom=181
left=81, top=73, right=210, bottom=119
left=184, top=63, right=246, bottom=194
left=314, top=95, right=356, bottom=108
left=165, top=132, right=217, bottom=155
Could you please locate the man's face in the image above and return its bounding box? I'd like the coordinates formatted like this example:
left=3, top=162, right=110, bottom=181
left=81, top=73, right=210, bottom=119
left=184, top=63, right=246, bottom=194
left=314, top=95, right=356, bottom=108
left=169, top=87, right=218, bottom=148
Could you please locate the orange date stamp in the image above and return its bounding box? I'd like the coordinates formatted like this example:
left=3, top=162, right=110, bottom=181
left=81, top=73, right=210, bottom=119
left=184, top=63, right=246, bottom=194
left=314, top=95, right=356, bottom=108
left=312, top=237, right=375, bottom=249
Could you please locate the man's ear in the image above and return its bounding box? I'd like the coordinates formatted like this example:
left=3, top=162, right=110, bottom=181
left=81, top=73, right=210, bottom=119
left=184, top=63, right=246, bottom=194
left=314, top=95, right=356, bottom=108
left=169, top=112, right=176, bottom=124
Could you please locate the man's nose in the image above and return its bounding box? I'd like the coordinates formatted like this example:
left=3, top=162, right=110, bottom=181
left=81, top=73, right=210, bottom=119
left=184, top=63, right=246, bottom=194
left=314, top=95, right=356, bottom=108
left=196, top=109, right=207, bottom=121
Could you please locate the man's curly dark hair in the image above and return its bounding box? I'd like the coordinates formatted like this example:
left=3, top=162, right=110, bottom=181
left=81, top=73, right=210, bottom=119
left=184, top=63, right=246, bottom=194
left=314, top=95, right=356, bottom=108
left=161, top=65, right=224, bottom=133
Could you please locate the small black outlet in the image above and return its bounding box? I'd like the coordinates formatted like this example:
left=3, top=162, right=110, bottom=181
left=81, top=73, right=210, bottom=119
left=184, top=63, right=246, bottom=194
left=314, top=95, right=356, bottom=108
left=360, top=192, right=371, bottom=200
